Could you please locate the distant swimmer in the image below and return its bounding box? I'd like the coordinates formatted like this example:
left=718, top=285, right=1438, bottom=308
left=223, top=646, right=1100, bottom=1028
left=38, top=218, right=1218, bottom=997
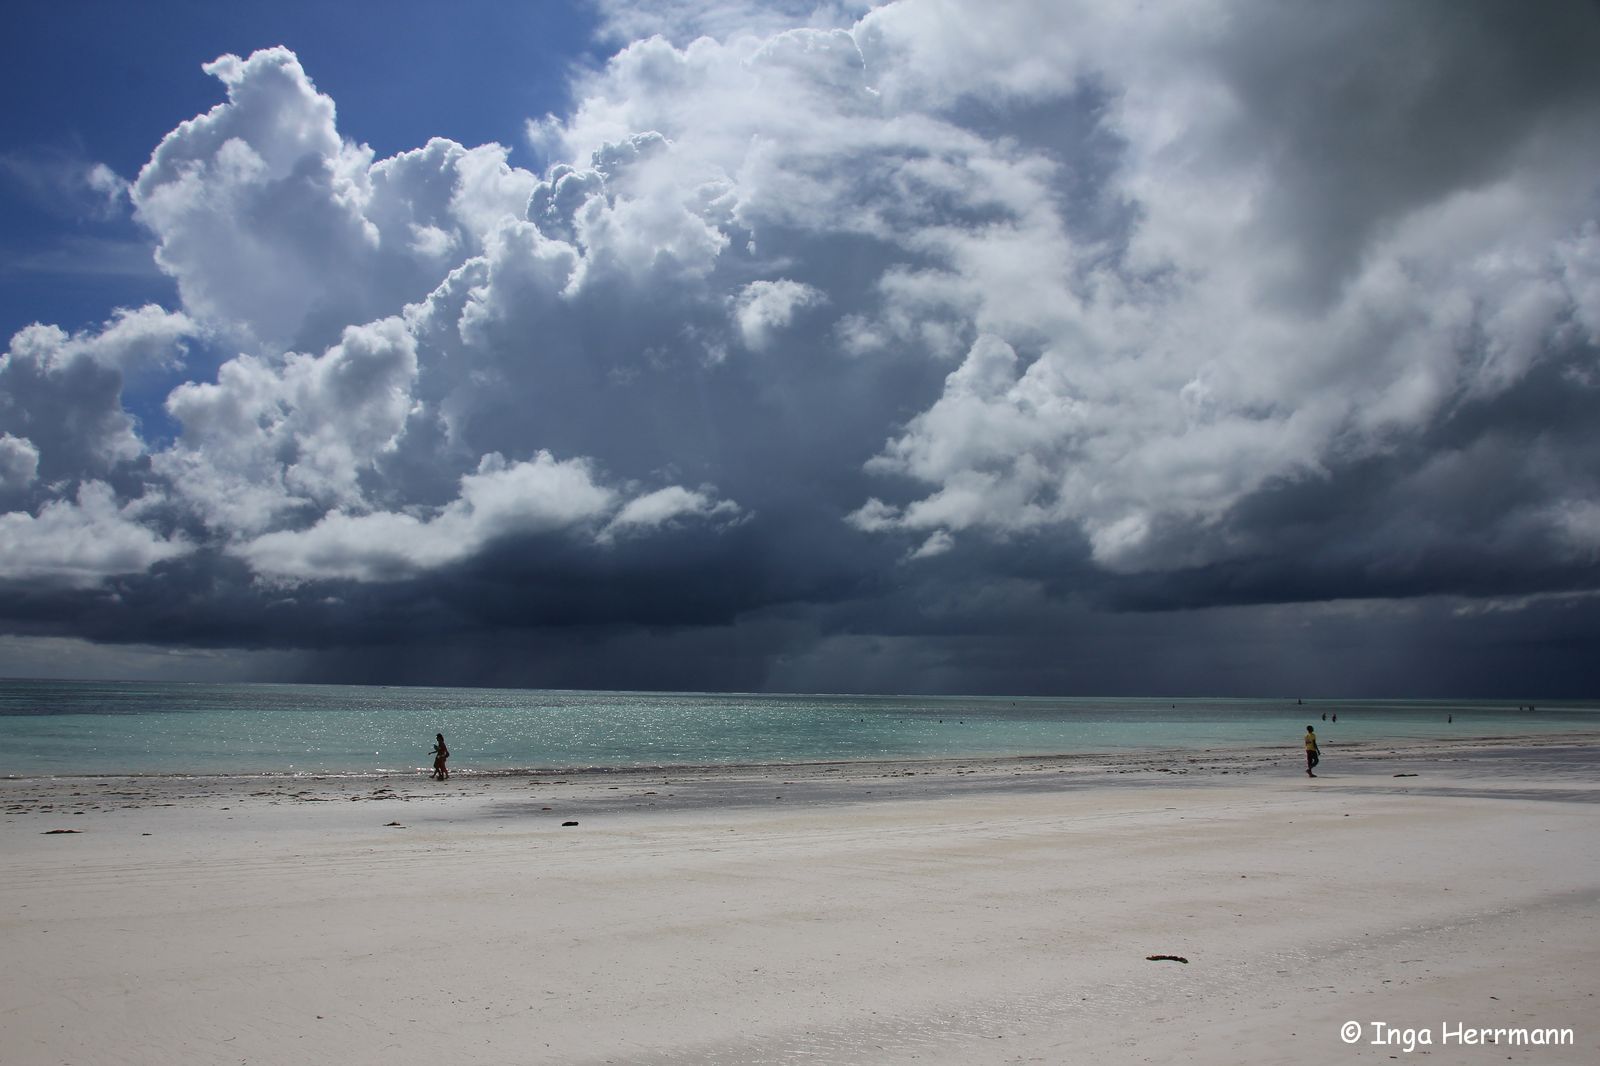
left=430, top=733, right=450, bottom=780
left=1321, top=712, right=1326, bottom=721
left=1304, top=726, right=1320, bottom=778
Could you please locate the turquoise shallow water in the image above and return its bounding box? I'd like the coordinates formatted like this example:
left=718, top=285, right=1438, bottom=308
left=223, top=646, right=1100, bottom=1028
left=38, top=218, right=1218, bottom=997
left=2, top=679, right=1597, bottom=777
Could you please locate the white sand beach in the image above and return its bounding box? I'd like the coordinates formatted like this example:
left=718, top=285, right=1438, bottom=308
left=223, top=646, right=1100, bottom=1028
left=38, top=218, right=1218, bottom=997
left=3, top=738, right=1597, bottom=1065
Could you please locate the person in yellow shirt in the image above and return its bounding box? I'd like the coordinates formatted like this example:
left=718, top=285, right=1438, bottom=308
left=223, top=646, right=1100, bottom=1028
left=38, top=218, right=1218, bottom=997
left=1304, top=725, right=1320, bottom=777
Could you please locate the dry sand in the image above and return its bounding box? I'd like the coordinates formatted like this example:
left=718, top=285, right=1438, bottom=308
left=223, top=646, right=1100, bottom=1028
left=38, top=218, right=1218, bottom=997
left=2, top=737, right=1597, bottom=1065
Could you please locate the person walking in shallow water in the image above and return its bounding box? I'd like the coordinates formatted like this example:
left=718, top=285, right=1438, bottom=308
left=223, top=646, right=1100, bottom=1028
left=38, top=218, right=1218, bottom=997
left=1304, top=726, right=1320, bottom=777
left=430, top=733, right=450, bottom=780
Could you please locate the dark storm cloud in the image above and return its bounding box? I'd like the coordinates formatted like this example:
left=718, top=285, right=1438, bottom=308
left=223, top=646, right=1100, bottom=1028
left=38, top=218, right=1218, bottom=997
left=3, top=2, right=1600, bottom=693
left=1209, top=0, right=1600, bottom=307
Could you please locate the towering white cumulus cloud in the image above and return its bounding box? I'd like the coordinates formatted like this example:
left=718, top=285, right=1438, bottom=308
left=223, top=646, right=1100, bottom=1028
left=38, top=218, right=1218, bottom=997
left=1, top=1, right=1598, bottom=688
left=12, top=43, right=746, bottom=588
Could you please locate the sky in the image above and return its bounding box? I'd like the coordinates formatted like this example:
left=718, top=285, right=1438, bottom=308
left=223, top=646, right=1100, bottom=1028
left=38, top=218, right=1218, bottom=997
left=2, top=0, right=1599, bottom=697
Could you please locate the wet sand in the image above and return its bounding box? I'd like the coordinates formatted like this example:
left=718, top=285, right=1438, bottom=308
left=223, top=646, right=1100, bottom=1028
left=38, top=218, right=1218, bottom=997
left=3, top=736, right=1597, bottom=1064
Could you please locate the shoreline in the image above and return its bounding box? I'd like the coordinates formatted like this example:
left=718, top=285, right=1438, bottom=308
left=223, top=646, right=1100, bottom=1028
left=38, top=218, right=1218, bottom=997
left=5, top=728, right=1597, bottom=785
left=4, top=733, right=1597, bottom=827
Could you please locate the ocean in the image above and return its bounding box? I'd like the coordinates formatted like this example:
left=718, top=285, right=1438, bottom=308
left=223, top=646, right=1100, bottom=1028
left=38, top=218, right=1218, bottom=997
left=2, top=679, right=1596, bottom=777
